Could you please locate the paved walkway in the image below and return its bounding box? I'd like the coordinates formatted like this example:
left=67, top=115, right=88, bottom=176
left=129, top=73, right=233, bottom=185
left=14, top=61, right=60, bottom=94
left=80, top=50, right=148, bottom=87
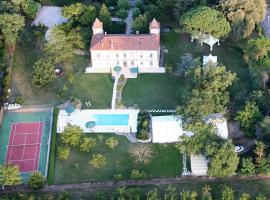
left=261, top=10, right=270, bottom=37
left=125, top=8, right=134, bottom=34
left=1, top=176, right=270, bottom=194
left=111, top=78, right=118, bottom=109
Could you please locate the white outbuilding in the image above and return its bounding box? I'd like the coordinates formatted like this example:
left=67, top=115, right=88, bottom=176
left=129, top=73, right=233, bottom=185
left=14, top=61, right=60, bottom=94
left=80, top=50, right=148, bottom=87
left=190, top=154, right=208, bottom=176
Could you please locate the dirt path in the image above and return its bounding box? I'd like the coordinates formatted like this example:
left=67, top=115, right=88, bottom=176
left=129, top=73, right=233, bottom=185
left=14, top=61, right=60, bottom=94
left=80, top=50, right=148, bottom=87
left=1, top=175, right=270, bottom=194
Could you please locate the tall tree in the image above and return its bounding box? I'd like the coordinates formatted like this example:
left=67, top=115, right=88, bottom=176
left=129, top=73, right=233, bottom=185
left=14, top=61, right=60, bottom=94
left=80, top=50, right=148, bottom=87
left=218, top=0, right=267, bottom=39
left=178, top=65, right=236, bottom=123
left=245, top=37, right=270, bottom=61
left=60, top=124, right=83, bottom=147
left=208, top=141, right=239, bottom=177
left=174, top=0, right=207, bottom=18
left=0, top=13, right=25, bottom=46
left=0, top=164, right=22, bottom=189
left=180, top=6, right=231, bottom=39
left=132, top=14, right=149, bottom=34
left=99, top=4, right=111, bottom=30
left=32, top=58, right=56, bottom=87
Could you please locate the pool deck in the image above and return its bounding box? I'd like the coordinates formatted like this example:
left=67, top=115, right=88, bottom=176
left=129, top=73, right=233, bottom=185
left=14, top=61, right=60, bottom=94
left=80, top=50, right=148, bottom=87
left=57, top=109, right=140, bottom=133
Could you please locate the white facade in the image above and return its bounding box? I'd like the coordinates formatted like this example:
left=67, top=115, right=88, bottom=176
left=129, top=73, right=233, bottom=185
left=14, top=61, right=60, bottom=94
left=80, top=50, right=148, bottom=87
left=87, top=18, right=165, bottom=78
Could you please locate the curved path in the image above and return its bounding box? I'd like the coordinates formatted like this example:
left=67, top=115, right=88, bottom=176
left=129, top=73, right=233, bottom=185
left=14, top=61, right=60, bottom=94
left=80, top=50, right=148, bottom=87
left=1, top=175, right=270, bottom=194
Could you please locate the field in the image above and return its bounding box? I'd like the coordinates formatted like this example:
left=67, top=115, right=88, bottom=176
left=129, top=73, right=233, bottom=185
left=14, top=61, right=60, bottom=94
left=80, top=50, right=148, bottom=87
left=54, top=133, right=181, bottom=184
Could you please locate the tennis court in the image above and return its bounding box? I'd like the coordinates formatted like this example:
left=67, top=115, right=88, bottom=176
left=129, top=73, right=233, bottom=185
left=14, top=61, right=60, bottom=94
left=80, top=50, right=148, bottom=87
left=0, top=106, right=53, bottom=180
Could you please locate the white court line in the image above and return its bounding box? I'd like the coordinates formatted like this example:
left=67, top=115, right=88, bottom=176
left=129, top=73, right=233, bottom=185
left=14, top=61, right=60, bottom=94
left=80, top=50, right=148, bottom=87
left=21, top=134, right=27, bottom=161
left=14, top=131, right=40, bottom=135
left=33, top=122, right=41, bottom=171
left=7, top=124, right=17, bottom=162
left=8, top=143, right=41, bottom=147
left=9, top=158, right=36, bottom=162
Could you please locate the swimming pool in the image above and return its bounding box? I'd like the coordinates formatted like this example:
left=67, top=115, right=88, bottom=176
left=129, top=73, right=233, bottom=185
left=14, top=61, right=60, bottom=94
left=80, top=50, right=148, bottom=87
left=93, top=114, right=129, bottom=126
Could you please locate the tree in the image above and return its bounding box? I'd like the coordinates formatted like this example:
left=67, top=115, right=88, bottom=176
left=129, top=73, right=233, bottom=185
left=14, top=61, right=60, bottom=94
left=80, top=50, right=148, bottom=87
left=89, top=154, right=106, bottom=169
left=180, top=6, right=231, bottom=39
left=178, top=65, right=236, bottom=123
left=180, top=190, right=197, bottom=200
left=99, top=4, right=111, bottom=30
left=256, top=194, right=267, bottom=200
left=240, top=157, right=256, bottom=176
left=0, top=164, right=22, bottom=189
left=260, top=116, right=270, bottom=135
left=60, top=125, right=83, bottom=147
left=147, top=188, right=161, bottom=200
left=105, top=137, right=119, bottom=149
left=129, top=144, right=153, bottom=164
left=218, top=0, right=266, bottom=39
left=57, top=146, right=70, bottom=160
left=164, top=185, right=177, bottom=200
left=62, top=3, right=84, bottom=21
left=44, top=26, right=73, bottom=64
left=79, top=5, right=96, bottom=26
left=12, top=0, right=40, bottom=19
left=221, top=185, right=234, bottom=200
left=174, top=0, right=207, bottom=18
left=235, top=101, right=262, bottom=138
left=79, top=137, right=96, bottom=152
left=132, top=14, right=148, bottom=34
left=202, top=185, right=213, bottom=200
left=117, top=0, right=130, bottom=10
left=245, top=37, right=270, bottom=61
left=208, top=141, right=239, bottom=177
left=116, top=9, right=128, bottom=20
left=239, top=193, right=251, bottom=200
left=32, top=58, right=56, bottom=87
left=0, top=13, right=25, bottom=46
left=28, top=172, right=45, bottom=190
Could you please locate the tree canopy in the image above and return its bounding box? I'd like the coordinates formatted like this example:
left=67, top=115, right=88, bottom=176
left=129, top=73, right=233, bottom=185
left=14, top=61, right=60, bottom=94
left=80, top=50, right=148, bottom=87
left=60, top=124, right=83, bottom=147
left=218, top=0, right=266, bottom=39
left=32, top=58, right=56, bottom=87
left=132, top=14, right=148, bottom=34
left=0, top=13, right=25, bottom=46
left=208, top=141, right=239, bottom=177
left=0, top=164, right=22, bottom=189
left=177, top=65, right=236, bottom=123
left=180, top=6, right=231, bottom=39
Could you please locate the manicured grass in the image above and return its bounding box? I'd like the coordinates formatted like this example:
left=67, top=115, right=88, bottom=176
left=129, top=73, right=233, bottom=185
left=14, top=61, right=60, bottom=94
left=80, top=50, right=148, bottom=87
left=54, top=133, right=181, bottom=184
left=11, top=42, right=113, bottom=108
left=122, top=74, right=184, bottom=109
left=47, top=108, right=59, bottom=185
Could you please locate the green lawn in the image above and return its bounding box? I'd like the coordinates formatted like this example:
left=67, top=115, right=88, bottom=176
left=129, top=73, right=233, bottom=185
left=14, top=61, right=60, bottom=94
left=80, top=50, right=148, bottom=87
left=54, top=133, right=181, bottom=184
left=122, top=74, right=184, bottom=109
left=11, top=42, right=113, bottom=108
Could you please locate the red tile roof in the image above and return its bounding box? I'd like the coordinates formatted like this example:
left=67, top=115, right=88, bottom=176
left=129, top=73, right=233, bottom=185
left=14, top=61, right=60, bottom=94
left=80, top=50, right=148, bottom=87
left=90, top=34, right=160, bottom=51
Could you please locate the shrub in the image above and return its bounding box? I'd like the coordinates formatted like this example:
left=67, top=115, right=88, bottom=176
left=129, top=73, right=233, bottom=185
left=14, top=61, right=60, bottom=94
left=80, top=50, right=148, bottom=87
left=79, top=137, right=96, bottom=152
left=130, top=169, right=147, bottom=179
left=28, top=172, right=45, bottom=190
left=89, top=154, right=106, bottom=169
left=136, top=112, right=150, bottom=140
left=60, top=124, right=83, bottom=147
left=105, top=137, right=119, bottom=149
left=58, top=146, right=70, bottom=160
left=113, top=174, right=123, bottom=181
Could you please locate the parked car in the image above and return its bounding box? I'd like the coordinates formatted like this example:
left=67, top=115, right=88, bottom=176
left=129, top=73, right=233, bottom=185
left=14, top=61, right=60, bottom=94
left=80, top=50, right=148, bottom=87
left=235, top=145, right=244, bottom=153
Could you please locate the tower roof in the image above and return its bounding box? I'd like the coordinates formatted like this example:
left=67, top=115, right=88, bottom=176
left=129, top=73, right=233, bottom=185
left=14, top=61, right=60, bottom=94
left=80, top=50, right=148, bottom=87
left=92, top=18, right=103, bottom=29
left=149, top=18, right=160, bottom=29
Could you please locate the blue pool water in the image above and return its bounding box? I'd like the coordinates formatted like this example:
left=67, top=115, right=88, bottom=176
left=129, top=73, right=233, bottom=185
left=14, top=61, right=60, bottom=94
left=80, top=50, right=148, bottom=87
left=93, top=114, right=129, bottom=126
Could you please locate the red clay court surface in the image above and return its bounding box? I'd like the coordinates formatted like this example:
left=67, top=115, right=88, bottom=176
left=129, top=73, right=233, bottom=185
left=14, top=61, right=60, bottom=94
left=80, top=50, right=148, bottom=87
left=5, top=122, right=43, bottom=173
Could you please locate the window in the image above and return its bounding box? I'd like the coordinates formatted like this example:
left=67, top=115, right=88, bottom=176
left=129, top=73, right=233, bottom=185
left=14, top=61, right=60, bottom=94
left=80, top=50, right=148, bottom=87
left=150, top=61, right=153, bottom=66
left=97, top=53, right=100, bottom=58
left=116, top=54, right=119, bottom=58
left=150, top=53, right=153, bottom=58
left=140, top=62, right=143, bottom=65
left=131, top=61, right=134, bottom=66
left=123, top=54, right=126, bottom=58
left=140, top=55, right=143, bottom=58
left=117, top=61, right=119, bottom=65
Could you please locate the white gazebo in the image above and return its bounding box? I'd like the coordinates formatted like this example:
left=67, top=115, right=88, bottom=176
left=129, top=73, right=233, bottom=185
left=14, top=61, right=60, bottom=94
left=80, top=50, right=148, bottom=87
left=203, top=54, right=217, bottom=66
left=191, top=33, right=220, bottom=51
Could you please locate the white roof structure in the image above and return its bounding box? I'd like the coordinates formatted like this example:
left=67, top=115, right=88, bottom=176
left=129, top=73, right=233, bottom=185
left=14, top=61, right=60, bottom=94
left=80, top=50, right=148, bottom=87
left=203, top=54, right=217, bottom=66
left=32, top=6, right=68, bottom=40
left=152, top=114, right=229, bottom=143
left=206, top=114, right=229, bottom=139
left=191, top=33, right=220, bottom=51
left=152, top=115, right=184, bottom=143
left=190, top=154, right=208, bottom=176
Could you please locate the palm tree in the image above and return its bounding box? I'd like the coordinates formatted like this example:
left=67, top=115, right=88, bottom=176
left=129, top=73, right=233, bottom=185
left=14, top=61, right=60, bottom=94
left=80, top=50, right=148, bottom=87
left=129, top=144, right=153, bottom=164
left=202, top=185, right=213, bottom=200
